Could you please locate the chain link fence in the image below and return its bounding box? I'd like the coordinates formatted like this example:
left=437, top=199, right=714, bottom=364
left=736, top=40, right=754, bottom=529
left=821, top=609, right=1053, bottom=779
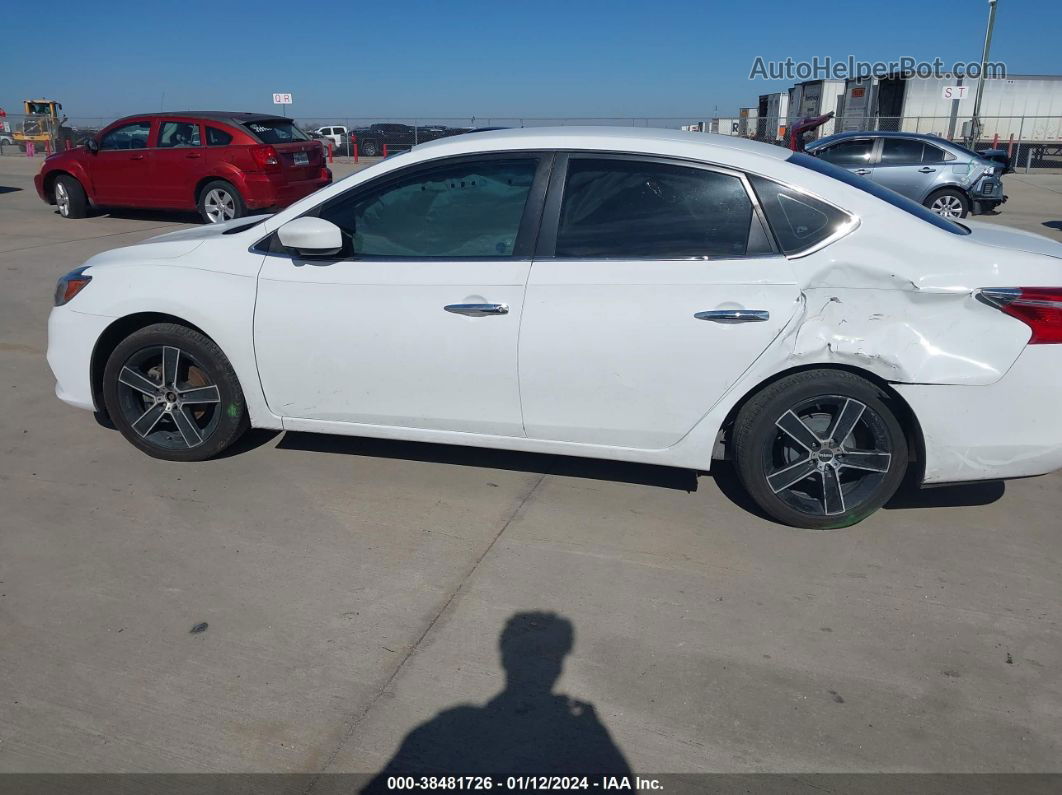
left=3, top=114, right=1060, bottom=171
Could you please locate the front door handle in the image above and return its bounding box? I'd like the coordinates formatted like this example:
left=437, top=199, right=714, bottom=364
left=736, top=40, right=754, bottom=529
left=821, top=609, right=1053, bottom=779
left=444, top=303, right=509, bottom=317
left=917, top=166, right=936, bottom=173
left=695, top=309, right=770, bottom=324
left=131, top=154, right=145, bottom=161
left=854, top=168, right=871, bottom=176
left=186, top=152, right=202, bottom=159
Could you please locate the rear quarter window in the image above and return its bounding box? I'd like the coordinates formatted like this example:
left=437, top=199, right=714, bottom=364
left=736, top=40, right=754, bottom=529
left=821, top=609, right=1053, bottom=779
left=787, top=152, right=970, bottom=236
left=749, top=175, right=853, bottom=255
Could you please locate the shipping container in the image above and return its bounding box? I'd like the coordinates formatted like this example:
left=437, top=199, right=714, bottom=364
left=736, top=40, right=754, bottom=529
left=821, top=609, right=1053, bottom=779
left=738, top=107, right=759, bottom=138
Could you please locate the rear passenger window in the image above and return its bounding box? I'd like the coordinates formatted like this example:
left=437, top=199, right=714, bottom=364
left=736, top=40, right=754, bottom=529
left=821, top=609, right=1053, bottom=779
left=157, top=121, right=201, bottom=148
left=880, top=138, right=925, bottom=165
left=749, top=176, right=853, bottom=255
left=555, top=159, right=755, bottom=258
left=206, top=127, right=233, bottom=146
left=817, top=139, right=874, bottom=166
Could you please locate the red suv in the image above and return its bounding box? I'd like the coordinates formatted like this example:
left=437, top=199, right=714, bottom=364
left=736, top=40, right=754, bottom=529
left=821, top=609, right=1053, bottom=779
left=34, top=112, right=331, bottom=223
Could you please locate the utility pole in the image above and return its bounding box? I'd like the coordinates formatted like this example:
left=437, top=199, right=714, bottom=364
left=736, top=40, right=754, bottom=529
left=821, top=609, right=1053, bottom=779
left=968, top=0, right=999, bottom=146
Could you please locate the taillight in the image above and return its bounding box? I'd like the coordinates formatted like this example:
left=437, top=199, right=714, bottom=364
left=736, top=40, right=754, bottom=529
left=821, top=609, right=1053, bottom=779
left=250, top=144, right=281, bottom=172
left=979, top=287, right=1062, bottom=344
left=54, top=266, right=92, bottom=306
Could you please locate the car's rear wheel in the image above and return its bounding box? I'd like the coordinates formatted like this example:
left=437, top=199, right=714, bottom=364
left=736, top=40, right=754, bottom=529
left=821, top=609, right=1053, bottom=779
left=102, top=323, right=249, bottom=462
left=198, top=180, right=246, bottom=224
left=359, top=139, right=379, bottom=157
left=925, top=188, right=969, bottom=219
left=54, top=175, right=88, bottom=219
left=732, top=370, right=909, bottom=529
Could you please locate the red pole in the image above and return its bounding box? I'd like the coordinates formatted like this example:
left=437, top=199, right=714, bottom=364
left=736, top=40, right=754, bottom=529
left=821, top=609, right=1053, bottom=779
left=1007, top=133, right=1015, bottom=160
left=991, top=132, right=999, bottom=148
left=45, top=140, right=52, bottom=155
left=382, top=143, right=388, bottom=158
left=353, top=142, right=359, bottom=163
left=65, top=138, right=72, bottom=151
left=327, top=141, right=334, bottom=163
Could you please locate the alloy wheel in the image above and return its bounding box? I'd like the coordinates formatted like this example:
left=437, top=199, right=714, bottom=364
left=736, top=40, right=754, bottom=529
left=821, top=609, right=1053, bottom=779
left=203, top=188, right=236, bottom=223
left=930, top=195, right=964, bottom=218
left=765, top=396, right=893, bottom=517
left=115, top=345, right=222, bottom=450
left=55, top=181, right=70, bottom=217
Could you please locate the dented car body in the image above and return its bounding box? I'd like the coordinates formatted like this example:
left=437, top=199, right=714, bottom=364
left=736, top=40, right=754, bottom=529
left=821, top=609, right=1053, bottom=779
left=46, top=128, right=1062, bottom=528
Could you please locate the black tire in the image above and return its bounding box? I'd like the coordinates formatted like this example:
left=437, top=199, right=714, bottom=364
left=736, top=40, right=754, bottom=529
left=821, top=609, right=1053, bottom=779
left=924, top=188, right=970, bottom=219
left=54, top=174, right=88, bottom=219
left=359, top=138, right=379, bottom=157
left=731, top=370, right=909, bottom=530
left=197, top=180, right=246, bottom=224
left=102, top=323, right=249, bottom=462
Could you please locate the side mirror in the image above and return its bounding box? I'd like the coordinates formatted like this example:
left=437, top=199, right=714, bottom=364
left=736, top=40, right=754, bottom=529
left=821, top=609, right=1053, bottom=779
left=85, top=138, right=99, bottom=153
left=277, top=217, right=342, bottom=257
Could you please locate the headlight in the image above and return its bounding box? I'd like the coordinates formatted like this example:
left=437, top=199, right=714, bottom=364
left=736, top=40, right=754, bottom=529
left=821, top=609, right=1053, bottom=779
left=54, top=266, right=92, bottom=306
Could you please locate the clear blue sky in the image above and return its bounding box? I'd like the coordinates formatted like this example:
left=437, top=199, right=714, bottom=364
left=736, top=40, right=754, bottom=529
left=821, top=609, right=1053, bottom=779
left=3, top=0, right=1060, bottom=122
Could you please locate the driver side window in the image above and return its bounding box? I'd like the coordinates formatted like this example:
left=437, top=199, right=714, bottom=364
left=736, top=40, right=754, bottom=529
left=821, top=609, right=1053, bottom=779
left=318, top=158, right=540, bottom=258
left=99, top=121, right=151, bottom=150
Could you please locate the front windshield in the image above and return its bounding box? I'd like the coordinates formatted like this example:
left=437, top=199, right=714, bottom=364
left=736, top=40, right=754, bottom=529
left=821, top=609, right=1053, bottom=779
left=788, top=152, right=970, bottom=235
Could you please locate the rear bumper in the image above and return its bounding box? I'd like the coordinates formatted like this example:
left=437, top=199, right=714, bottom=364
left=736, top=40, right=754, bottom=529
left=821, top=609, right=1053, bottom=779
left=240, top=170, right=332, bottom=210
left=895, top=346, right=1062, bottom=483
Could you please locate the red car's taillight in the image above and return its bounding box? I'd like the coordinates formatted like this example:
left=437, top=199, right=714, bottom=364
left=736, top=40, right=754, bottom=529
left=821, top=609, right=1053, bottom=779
left=250, top=144, right=281, bottom=172
left=979, top=287, right=1062, bottom=344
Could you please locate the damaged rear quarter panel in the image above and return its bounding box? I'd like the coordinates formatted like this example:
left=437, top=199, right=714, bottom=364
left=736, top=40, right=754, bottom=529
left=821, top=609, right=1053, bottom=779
left=781, top=235, right=1032, bottom=386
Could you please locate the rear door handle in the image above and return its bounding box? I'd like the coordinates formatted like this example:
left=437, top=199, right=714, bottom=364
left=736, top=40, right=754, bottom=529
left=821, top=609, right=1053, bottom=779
left=853, top=168, right=871, bottom=176
left=695, top=309, right=770, bottom=323
left=444, top=303, right=509, bottom=317
left=917, top=166, right=936, bottom=173
left=186, top=152, right=202, bottom=159
left=131, top=154, right=145, bottom=161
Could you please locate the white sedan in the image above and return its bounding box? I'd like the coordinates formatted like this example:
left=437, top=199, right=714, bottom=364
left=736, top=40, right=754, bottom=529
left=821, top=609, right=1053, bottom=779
left=47, top=128, right=1062, bottom=529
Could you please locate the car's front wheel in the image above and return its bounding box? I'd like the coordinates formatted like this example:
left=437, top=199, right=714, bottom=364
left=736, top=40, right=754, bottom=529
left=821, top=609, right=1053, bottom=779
left=197, top=180, right=246, bottom=224
left=359, top=139, right=379, bottom=157
left=732, top=370, right=909, bottom=529
left=924, top=188, right=970, bottom=219
left=102, top=323, right=249, bottom=461
left=54, top=175, right=88, bottom=219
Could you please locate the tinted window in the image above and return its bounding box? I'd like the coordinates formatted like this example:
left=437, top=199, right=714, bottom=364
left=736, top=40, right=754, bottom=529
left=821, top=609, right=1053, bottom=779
left=319, top=158, right=538, bottom=258
left=879, top=138, right=925, bottom=165
left=556, top=159, right=754, bottom=258
left=99, top=121, right=151, bottom=150
left=787, top=153, right=970, bottom=235
left=817, top=139, right=874, bottom=166
left=241, top=119, right=309, bottom=144
left=921, top=144, right=948, bottom=163
left=157, top=121, right=201, bottom=148
left=206, top=126, right=233, bottom=146
left=749, top=176, right=852, bottom=255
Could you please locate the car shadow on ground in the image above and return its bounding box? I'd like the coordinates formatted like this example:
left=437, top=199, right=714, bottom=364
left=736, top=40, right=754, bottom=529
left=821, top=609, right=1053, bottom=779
left=0, top=186, right=22, bottom=195
left=277, top=431, right=1007, bottom=517
left=276, top=431, right=699, bottom=491
left=95, top=208, right=203, bottom=224
left=361, top=611, right=632, bottom=790
left=1043, top=220, right=1062, bottom=231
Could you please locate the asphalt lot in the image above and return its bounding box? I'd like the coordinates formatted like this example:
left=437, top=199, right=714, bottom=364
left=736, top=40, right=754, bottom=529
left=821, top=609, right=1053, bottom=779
left=0, top=154, right=1060, bottom=780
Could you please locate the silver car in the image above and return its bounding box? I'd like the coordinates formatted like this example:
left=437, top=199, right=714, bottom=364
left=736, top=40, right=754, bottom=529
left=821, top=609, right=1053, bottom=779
left=806, top=131, right=1006, bottom=219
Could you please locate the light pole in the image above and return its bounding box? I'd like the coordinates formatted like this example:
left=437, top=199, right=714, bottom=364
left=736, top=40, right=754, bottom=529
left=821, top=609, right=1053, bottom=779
left=968, top=0, right=999, bottom=146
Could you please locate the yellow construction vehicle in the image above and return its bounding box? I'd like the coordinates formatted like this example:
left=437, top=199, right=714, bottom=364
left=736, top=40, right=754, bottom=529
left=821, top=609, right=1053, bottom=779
left=13, top=99, right=72, bottom=152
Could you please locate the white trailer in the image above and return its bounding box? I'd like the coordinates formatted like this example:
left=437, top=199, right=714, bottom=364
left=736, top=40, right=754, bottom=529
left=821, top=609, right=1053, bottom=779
left=757, top=92, right=789, bottom=142
left=738, top=107, right=759, bottom=138
left=711, top=118, right=740, bottom=136
left=838, top=73, right=1062, bottom=143
left=787, top=79, right=845, bottom=137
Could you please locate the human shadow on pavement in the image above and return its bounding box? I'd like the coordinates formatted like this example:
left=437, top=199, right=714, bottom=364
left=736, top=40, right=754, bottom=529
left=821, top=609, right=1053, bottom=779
left=278, top=431, right=698, bottom=491
left=362, top=612, right=632, bottom=791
